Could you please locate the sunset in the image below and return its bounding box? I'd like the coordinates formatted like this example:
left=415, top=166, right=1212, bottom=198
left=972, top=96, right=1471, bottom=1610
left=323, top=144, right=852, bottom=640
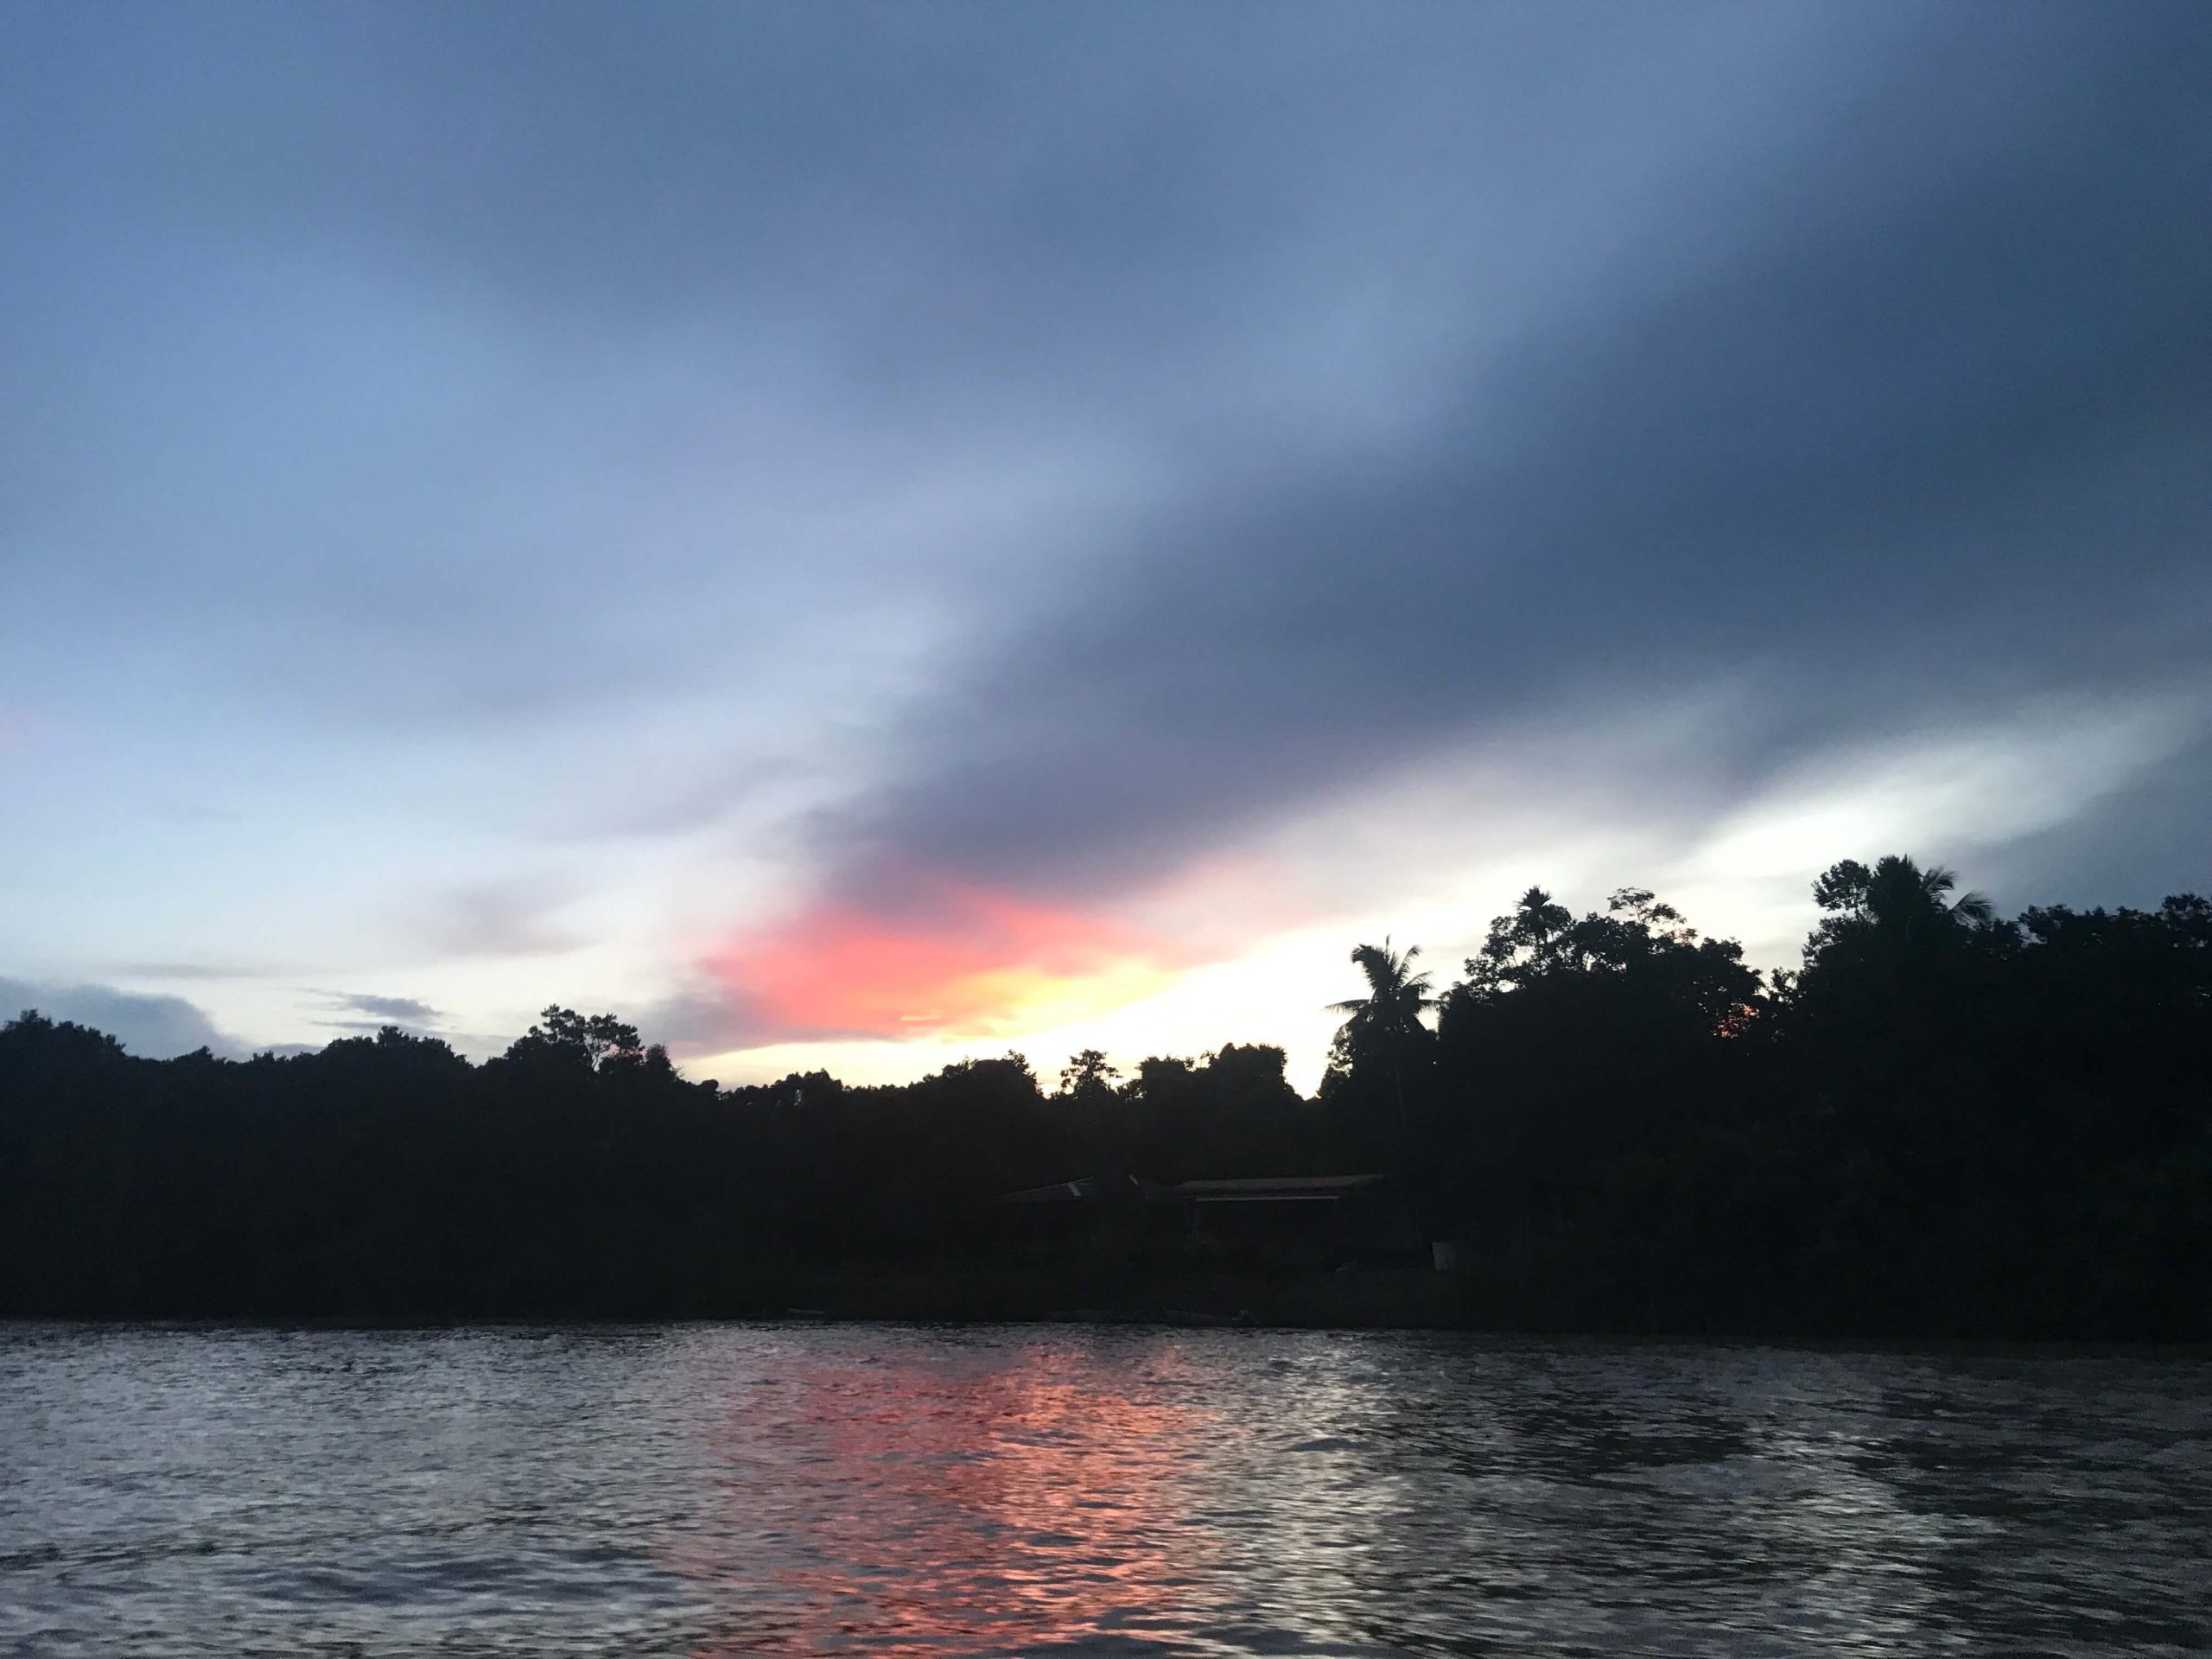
left=6, top=3, right=2207, bottom=1091
left=706, top=883, right=1180, bottom=1040
left=3, top=4, right=2209, bottom=1655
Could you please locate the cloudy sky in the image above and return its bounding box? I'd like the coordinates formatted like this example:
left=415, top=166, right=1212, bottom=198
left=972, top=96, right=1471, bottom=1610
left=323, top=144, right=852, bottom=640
left=4, top=3, right=2207, bottom=1085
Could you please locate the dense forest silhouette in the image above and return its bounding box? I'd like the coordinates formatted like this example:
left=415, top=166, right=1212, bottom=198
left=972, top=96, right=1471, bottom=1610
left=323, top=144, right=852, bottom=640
left=4, top=854, right=2207, bottom=1338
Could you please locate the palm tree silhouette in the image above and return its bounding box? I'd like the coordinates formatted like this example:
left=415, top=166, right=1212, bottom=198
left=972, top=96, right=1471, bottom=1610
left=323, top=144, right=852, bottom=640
left=1864, top=854, right=1994, bottom=929
left=1329, top=938, right=1438, bottom=1047
left=1815, top=854, right=1994, bottom=932
left=1329, top=938, right=1437, bottom=1209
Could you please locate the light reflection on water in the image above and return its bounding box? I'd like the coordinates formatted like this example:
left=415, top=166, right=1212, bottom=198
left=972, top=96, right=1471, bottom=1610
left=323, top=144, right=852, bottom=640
left=1, top=1324, right=2206, bottom=1656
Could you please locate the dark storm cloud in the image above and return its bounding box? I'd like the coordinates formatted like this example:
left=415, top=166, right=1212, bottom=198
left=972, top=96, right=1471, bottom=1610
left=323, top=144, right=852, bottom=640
left=817, top=4, right=2212, bottom=901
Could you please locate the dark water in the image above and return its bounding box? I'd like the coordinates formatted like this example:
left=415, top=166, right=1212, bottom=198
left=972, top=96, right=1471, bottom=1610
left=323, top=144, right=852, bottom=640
left=2, top=1325, right=2208, bottom=1656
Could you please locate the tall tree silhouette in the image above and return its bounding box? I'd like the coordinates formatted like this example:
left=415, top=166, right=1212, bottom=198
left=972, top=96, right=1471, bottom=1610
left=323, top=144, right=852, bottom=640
left=1332, top=939, right=1436, bottom=1037
left=1328, top=939, right=1436, bottom=1195
left=5, top=851, right=2208, bottom=1338
left=503, top=1006, right=644, bottom=1071
left=1815, top=854, right=1994, bottom=934
left=1789, top=852, right=2009, bottom=1100
left=1057, top=1049, right=1123, bottom=1175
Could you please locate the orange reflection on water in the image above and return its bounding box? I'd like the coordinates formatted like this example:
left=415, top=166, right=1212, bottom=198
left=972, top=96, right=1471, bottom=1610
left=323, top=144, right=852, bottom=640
left=669, top=1339, right=1219, bottom=1656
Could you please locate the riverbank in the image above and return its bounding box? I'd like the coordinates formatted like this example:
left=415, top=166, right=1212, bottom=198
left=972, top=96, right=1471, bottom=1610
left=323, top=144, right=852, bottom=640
left=777, top=1262, right=1466, bottom=1329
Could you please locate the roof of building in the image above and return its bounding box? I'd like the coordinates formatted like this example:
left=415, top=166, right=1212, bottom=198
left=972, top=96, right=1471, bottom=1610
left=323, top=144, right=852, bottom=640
left=1001, top=1173, right=1387, bottom=1205
left=1165, top=1174, right=1386, bottom=1199
left=1001, top=1173, right=1164, bottom=1205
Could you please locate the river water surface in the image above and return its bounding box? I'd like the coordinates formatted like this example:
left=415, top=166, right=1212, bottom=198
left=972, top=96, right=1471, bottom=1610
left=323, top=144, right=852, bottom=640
left=2, top=1325, right=2207, bottom=1656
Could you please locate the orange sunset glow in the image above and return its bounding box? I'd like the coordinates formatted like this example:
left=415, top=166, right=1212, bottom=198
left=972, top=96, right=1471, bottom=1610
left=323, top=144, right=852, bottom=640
left=672, top=1342, right=1222, bottom=1656
left=707, top=885, right=1184, bottom=1041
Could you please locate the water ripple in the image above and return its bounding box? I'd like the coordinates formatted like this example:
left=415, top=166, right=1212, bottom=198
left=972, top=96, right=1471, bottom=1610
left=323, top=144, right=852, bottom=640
left=1, top=1325, right=2207, bottom=1656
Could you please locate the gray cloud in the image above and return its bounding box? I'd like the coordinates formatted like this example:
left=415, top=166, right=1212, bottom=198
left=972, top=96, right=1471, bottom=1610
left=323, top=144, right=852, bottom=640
left=322, top=992, right=442, bottom=1026
left=417, top=881, right=582, bottom=961
left=108, top=961, right=281, bottom=982
left=3, top=2, right=2207, bottom=1033
left=0, top=979, right=239, bottom=1058
left=806, top=3, right=2212, bottom=905
left=645, top=982, right=771, bottom=1058
left=1979, top=733, right=2212, bottom=912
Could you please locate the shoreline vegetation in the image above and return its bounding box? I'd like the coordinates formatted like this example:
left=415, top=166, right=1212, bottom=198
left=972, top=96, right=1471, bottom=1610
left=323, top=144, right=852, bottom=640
left=5, top=854, right=2207, bottom=1341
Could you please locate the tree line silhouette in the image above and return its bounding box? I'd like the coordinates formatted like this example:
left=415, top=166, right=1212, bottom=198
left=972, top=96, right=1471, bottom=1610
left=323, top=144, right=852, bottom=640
left=3, top=854, right=2206, bottom=1337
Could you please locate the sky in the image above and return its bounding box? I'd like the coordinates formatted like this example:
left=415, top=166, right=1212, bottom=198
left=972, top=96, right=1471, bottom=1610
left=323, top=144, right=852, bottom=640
left=3, top=2, right=2208, bottom=1089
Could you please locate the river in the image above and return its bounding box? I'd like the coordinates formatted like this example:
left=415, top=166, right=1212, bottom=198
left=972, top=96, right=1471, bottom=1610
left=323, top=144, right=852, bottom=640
left=2, top=1324, right=2206, bottom=1656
